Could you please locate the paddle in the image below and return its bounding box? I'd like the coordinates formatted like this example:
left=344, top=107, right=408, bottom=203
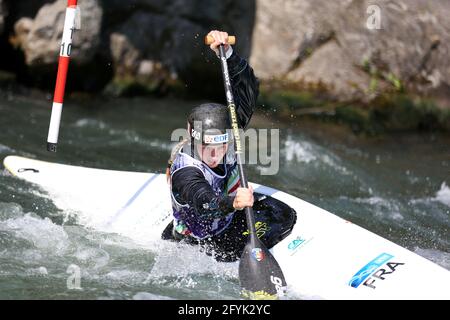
left=205, top=35, right=287, bottom=299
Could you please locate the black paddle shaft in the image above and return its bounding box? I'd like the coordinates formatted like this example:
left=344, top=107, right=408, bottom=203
left=217, top=44, right=287, bottom=299
left=217, top=45, right=256, bottom=237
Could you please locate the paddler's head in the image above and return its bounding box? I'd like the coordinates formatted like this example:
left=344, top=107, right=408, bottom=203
left=187, top=103, right=230, bottom=168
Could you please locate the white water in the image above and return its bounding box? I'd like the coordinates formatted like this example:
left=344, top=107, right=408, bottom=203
left=1, top=95, right=449, bottom=299
left=435, top=182, right=450, bottom=207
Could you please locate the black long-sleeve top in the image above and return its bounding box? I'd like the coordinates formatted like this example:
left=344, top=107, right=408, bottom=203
left=171, top=51, right=259, bottom=218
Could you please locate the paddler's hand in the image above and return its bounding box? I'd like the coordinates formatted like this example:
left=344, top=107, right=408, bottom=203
left=233, top=186, right=254, bottom=211
left=208, top=30, right=232, bottom=58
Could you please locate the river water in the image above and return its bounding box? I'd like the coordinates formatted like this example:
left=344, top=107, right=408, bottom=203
left=0, top=93, right=449, bottom=299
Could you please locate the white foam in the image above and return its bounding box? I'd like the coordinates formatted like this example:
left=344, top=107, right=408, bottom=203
left=354, top=196, right=387, bottom=206
left=0, top=144, right=14, bottom=153
left=409, top=182, right=450, bottom=208
left=283, top=136, right=353, bottom=177
left=0, top=202, right=24, bottom=220
left=284, top=138, right=317, bottom=163
left=104, top=126, right=174, bottom=151
left=73, top=119, right=173, bottom=151
left=435, top=182, right=450, bottom=207
left=0, top=211, right=69, bottom=254
left=74, top=118, right=107, bottom=129
left=413, top=247, right=450, bottom=270
left=74, top=247, right=110, bottom=270
left=351, top=196, right=404, bottom=220
left=133, top=292, right=174, bottom=300
left=102, top=270, right=149, bottom=284
left=26, top=266, right=48, bottom=276
left=147, top=240, right=238, bottom=280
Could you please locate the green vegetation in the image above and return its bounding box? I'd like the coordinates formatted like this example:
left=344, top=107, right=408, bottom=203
left=0, top=70, right=17, bottom=86
left=258, top=82, right=450, bottom=135
left=362, top=58, right=404, bottom=94
left=103, top=75, right=185, bottom=98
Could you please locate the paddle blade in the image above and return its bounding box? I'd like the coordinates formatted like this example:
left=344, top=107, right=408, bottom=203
left=239, top=237, right=287, bottom=300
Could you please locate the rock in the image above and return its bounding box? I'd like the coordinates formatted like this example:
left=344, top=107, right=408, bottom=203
left=103, top=0, right=255, bottom=58
left=7, top=1, right=54, bottom=20
left=137, top=60, right=156, bottom=78
left=110, top=11, right=203, bottom=75
left=338, top=0, right=450, bottom=96
left=13, top=0, right=102, bottom=66
left=109, top=32, right=141, bottom=78
left=0, top=0, right=6, bottom=35
left=250, top=0, right=450, bottom=101
left=13, top=17, right=33, bottom=49
left=106, top=15, right=182, bottom=96
left=5, top=0, right=448, bottom=106
left=250, top=0, right=338, bottom=79
left=106, top=0, right=255, bottom=96
left=286, top=40, right=372, bottom=101
left=5, top=0, right=255, bottom=96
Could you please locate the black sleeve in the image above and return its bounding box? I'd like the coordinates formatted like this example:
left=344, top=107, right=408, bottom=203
left=172, top=167, right=236, bottom=218
left=227, top=52, right=260, bottom=129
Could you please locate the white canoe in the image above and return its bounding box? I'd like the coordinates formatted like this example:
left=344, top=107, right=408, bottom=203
left=3, top=155, right=450, bottom=299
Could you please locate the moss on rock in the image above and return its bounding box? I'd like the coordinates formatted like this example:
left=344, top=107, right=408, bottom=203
left=259, top=81, right=450, bottom=135
left=103, top=75, right=185, bottom=98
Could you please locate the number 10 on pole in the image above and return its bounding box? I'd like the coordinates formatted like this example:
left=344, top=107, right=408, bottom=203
left=47, top=0, right=79, bottom=152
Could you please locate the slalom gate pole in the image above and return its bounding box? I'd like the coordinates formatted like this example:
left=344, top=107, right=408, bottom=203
left=47, top=0, right=79, bottom=152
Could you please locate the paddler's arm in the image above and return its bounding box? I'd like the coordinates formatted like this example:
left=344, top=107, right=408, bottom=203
left=172, top=167, right=236, bottom=218
left=227, top=50, right=259, bottom=129
left=208, top=30, right=259, bottom=130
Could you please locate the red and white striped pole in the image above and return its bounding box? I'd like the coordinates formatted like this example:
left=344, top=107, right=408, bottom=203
left=47, top=0, right=78, bottom=152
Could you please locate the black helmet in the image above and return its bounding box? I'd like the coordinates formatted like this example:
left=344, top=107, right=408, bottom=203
left=187, top=103, right=230, bottom=146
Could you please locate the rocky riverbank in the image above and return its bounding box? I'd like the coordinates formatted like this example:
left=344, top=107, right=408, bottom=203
left=0, top=0, right=449, bottom=134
